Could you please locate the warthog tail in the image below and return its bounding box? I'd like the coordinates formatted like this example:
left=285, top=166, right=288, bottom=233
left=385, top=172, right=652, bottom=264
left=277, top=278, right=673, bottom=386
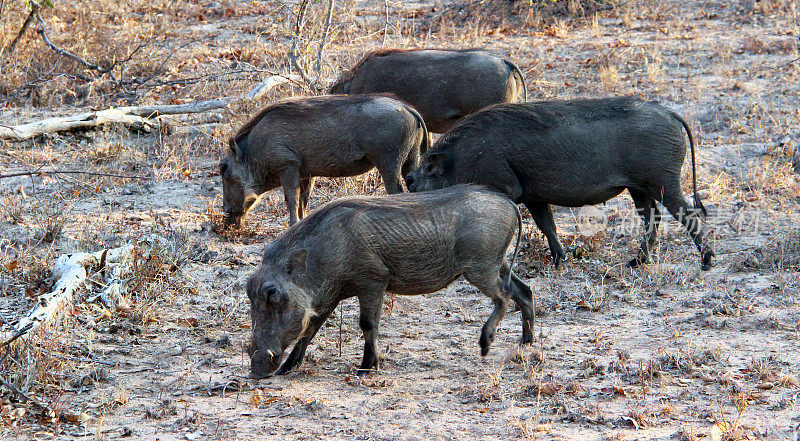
left=405, top=104, right=430, bottom=154
left=504, top=59, right=527, bottom=102
left=671, top=111, right=707, bottom=217
left=503, top=200, right=523, bottom=293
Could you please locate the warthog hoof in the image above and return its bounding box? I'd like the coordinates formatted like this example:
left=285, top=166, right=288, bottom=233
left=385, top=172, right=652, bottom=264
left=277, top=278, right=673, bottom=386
left=701, top=250, right=715, bottom=271
left=552, top=248, right=567, bottom=269
left=627, top=257, right=644, bottom=268
left=479, top=331, right=494, bottom=356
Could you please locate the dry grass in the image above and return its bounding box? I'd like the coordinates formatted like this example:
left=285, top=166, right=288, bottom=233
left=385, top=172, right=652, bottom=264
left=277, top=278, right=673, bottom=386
left=1, top=0, right=800, bottom=438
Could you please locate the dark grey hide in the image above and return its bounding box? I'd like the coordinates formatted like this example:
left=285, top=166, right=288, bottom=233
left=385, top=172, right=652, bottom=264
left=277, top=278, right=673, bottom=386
left=406, top=96, right=715, bottom=270
left=329, top=49, right=527, bottom=133
left=246, top=185, right=530, bottom=379
left=220, top=94, right=428, bottom=227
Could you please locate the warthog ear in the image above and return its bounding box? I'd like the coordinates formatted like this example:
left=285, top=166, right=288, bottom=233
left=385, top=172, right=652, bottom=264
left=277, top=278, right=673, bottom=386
left=286, top=249, right=308, bottom=277
left=424, top=152, right=446, bottom=175
left=228, top=138, right=238, bottom=157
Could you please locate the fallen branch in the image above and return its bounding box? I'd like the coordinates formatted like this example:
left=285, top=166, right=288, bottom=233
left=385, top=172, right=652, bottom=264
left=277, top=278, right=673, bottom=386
left=0, top=73, right=308, bottom=141
left=0, top=107, right=154, bottom=141
left=0, top=169, right=147, bottom=180
left=0, top=245, right=133, bottom=346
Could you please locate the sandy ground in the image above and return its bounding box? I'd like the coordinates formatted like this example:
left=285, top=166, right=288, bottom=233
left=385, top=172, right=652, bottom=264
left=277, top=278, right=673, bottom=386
left=1, top=0, right=799, bottom=439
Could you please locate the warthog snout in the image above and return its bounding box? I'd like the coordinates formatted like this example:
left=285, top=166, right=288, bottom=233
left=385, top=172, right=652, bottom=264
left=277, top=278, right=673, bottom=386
left=405, top=173, right=417, bottom=192
left=222, top=212, right=243, bottom=229
left=249, top=346, right=281, bottom=379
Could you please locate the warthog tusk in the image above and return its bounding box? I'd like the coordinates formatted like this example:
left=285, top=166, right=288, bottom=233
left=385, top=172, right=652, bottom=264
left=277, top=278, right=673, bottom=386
left=266, top=350, right=275, bottom=359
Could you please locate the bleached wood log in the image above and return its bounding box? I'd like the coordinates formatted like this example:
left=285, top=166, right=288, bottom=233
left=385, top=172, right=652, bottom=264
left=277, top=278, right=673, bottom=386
left=0, top=74, right=308, bottom=141
left=0, top=245, right=133, bottom=345
left=0, top=109, right=153, bottom=141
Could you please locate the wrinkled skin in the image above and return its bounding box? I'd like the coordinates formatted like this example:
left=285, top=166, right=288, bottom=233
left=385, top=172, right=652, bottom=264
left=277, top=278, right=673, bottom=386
left=330, top=49, right=526, bottom=133
left=246, top=252, right=314, bottom=379
left=221, top=95, right=428, bottom=228
left=247, top=185, right=533, bottom=379
left=406, top=97, right=715, bottom=270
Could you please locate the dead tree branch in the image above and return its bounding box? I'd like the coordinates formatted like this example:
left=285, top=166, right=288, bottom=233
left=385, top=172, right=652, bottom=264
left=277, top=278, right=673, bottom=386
left=382, top=0, right=390, bottom=47
left=33, top=8, right=119, bottom=85
left=288, top=0, right=316, bottom=91
left=0, top=2, right=37, bottom=59
left=315, top=0, right=335, bottom=77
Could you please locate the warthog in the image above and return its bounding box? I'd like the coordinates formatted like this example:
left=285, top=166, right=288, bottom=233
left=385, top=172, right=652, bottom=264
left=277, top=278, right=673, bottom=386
left=246, top=185, right=532, bottom=378
left=220, top=94, right=429, bottom=227
left=406, top=96, right=715, bottom=270
left=329, top=49, right=527, bottom=133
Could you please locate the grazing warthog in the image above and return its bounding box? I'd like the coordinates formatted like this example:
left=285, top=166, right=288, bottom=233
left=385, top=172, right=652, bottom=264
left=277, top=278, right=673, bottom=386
left=220, top=94, right=428, bottom=227
left=246, top=185, right=532, bottom=379
left=406, top=97, right=715, bottom=270
left=329, top=49, right=527, bottom=133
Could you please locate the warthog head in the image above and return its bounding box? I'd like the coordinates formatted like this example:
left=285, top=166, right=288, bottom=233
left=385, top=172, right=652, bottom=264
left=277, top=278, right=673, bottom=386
left=405, top=151, right=448, bottom=193
left=247, top=248, right=316, bottom=379
left=219, top=140, right=260, bottom=229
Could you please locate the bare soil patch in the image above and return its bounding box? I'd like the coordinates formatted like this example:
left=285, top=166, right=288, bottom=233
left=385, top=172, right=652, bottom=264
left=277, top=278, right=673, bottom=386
left=1, top=0, right=799, bottom=439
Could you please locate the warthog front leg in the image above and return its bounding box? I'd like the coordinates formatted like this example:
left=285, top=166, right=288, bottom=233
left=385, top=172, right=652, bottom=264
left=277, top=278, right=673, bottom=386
left=280, top=166, right=302, bottom=226
left=661, top=188, right=715, bottom=270
left=275, top=306, right=334, bottom=375
left=357, top=286, right=386, bottom=376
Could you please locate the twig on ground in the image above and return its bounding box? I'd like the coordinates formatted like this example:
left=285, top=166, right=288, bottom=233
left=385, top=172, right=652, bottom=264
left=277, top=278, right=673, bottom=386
left=0, top=170, right=147, bottom=180
left=52, top=173, right=108, bottom=204
left=0, top=245, right=134, bottom=346
left=0, top=323, right=34, bottom=348
left=127, top=38, right=200, bottom=89
left=0, top=374, right=49, bottom=410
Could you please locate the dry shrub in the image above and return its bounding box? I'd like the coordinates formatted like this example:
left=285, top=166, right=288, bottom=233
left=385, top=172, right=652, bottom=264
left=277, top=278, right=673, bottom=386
left=0, top=0, right=261, bottom=108
left=729, top=228, right=800, bottom=271
left=422, top=0, right=625, bottom=33
left=745, top=157, right=798, bottom=197
left=738, top=35, right=799, bottom=55
left=656, top=346, right=722, bottom=375
left=123, top=221, right=194, bottom=322
left=739, top=0, right=798, bottom=16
